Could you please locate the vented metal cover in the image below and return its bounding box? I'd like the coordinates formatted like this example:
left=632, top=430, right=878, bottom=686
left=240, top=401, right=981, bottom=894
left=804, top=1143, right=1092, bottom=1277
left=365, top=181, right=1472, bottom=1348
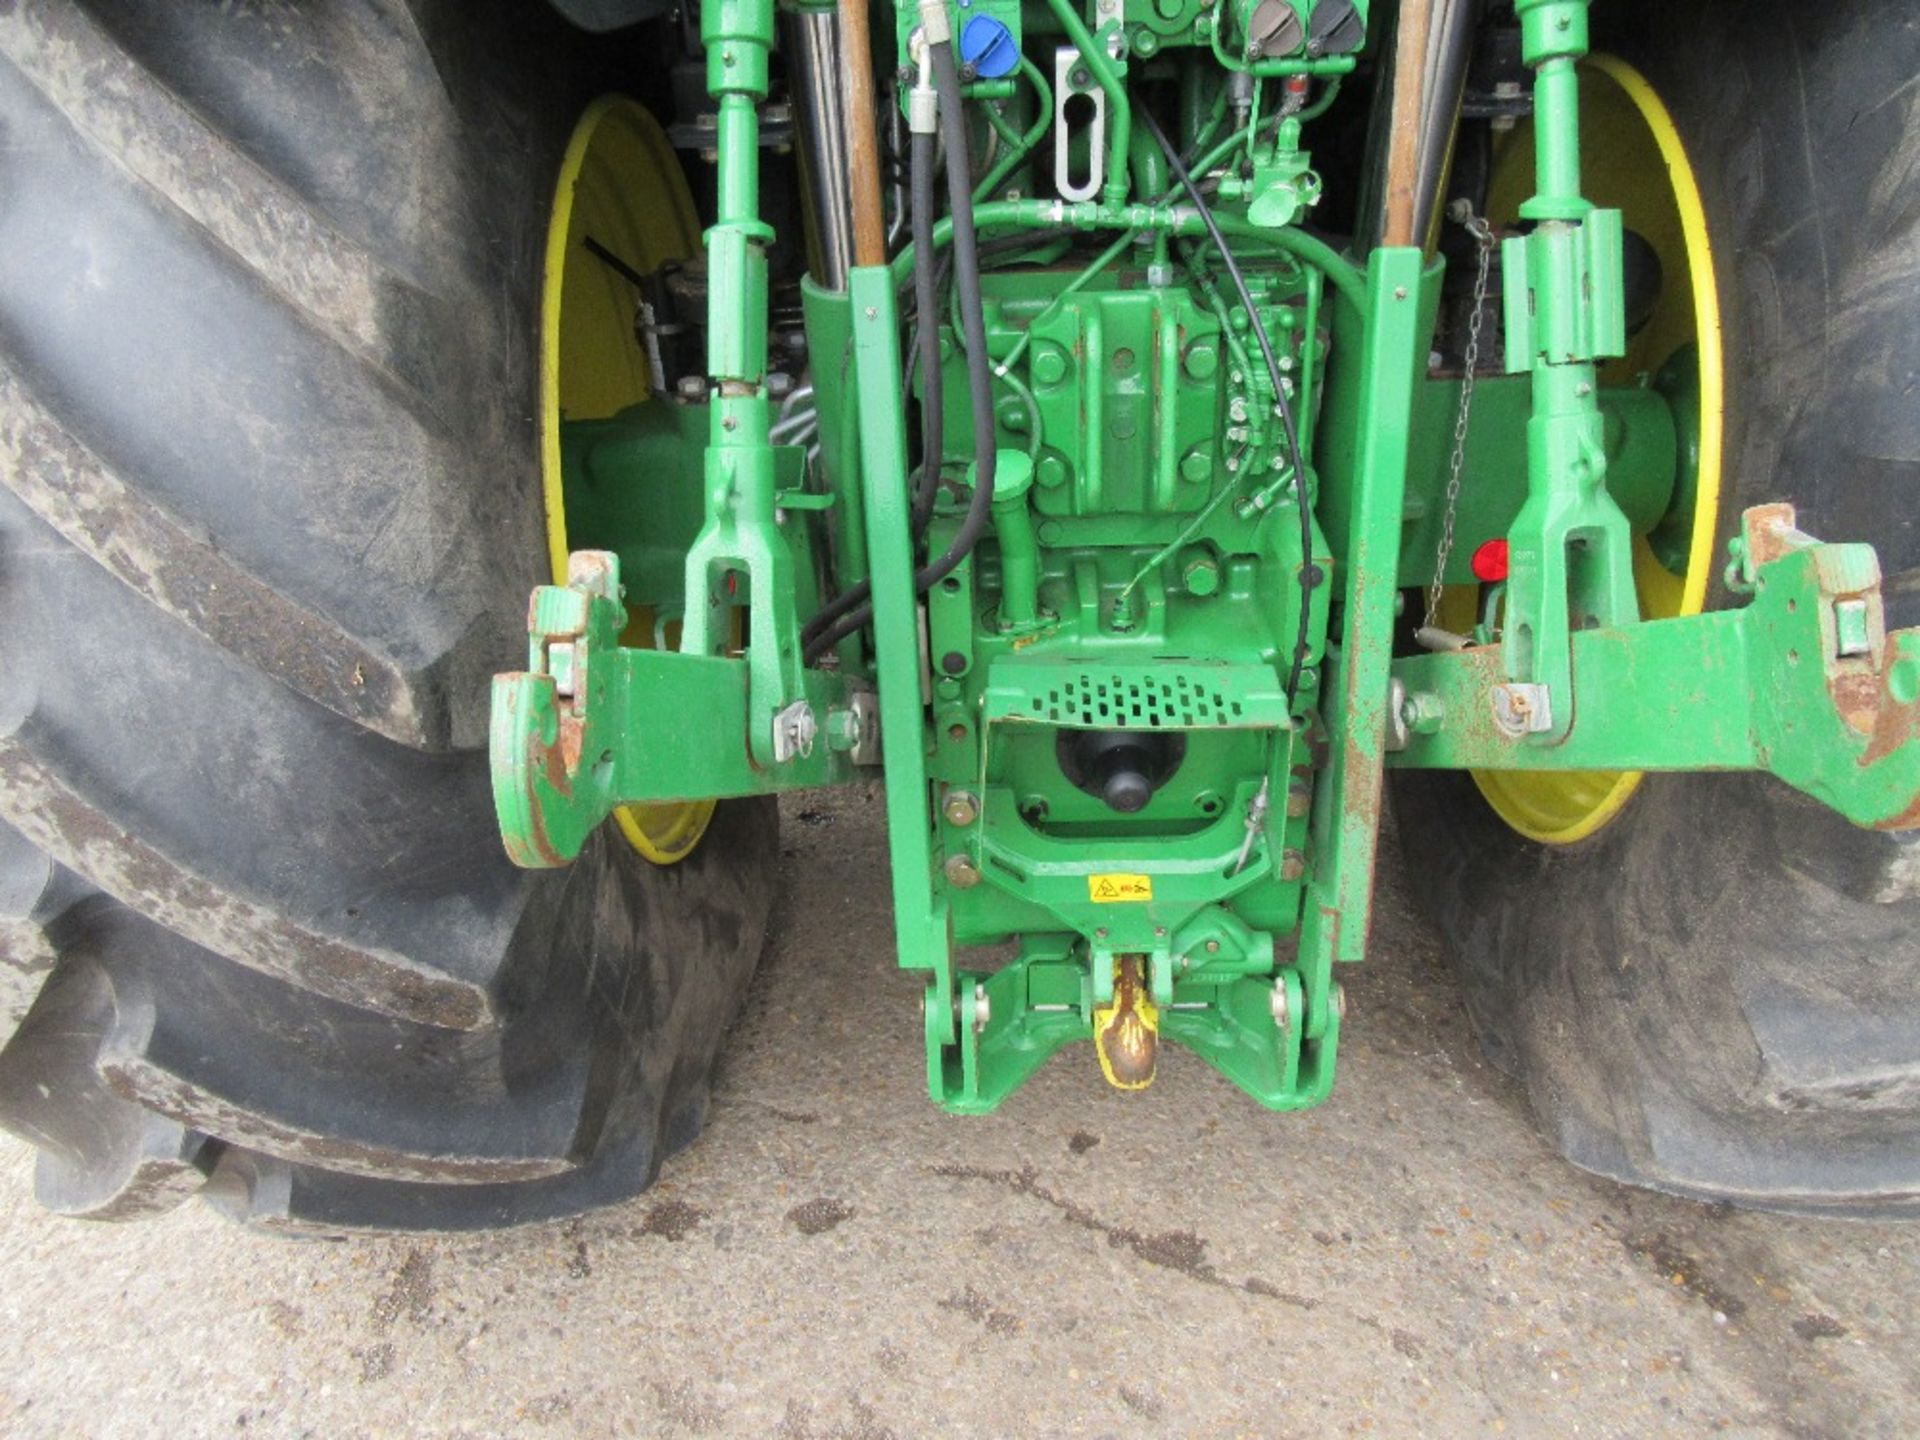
left=981, top=662, right=1292, bottom=730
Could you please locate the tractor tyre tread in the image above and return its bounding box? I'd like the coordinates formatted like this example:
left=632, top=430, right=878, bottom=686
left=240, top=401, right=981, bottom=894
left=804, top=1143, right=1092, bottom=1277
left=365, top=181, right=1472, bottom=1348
left=1393, top=0, right=1920, bottom=1217
left=0, top=0, right=775, bottom=1232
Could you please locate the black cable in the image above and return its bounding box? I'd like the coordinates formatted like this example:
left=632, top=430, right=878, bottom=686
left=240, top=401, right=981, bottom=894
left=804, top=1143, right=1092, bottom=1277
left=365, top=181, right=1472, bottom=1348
left=803, top=39, right=998, bottom=666
left=582, top=235, right=648, bottom=289
left=1141, top=106, right=1317, bottom=710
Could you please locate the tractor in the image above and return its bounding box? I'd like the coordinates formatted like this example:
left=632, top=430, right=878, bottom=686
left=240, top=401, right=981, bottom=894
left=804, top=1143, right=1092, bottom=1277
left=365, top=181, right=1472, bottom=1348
left=0, top=0, right=1913, bottom=1229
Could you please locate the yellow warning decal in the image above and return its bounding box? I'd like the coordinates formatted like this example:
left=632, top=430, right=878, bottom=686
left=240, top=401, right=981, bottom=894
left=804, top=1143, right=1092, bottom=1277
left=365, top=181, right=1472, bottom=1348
left=1088, top=873, right=1153, bottom=903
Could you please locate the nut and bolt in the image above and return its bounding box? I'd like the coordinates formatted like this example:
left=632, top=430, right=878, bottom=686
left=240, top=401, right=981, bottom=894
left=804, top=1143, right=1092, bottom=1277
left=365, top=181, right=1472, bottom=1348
left=943, top=853, right=982, bottom=889
left=676, top=376, right=709, bottom=402
left=1279, top=848, right=1307, bottom=882
left=1031, top=345, right=1070, bottom=386
left=1285, top=781, right=1311, bottom=819
left=823, top=707, right=863, bottom=753
left=942, top=789, right=981, bottom=827
left=1400, top=690, right=1445, bottom=736
left=1270, top=982, right=1290, bottom=1028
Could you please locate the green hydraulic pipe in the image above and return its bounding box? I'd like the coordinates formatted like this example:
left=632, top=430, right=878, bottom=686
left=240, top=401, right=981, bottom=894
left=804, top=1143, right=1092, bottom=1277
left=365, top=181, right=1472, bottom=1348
left=974, top=56, right=1053, bottom=202
left=1125, top=128, right=1174, bottom=271
left=890, top=199, right=1368, bottom=312
left=1297, top=77, right=1343, bottom=123
left=1206, top=15, right=1358, bottom=80
left=1128, top=124, right=1168, bottom=201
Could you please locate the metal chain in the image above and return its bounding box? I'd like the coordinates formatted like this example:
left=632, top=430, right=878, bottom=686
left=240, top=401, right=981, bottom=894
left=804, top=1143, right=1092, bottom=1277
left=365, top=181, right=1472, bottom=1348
left=1424, top=203, right=1496, bottom=632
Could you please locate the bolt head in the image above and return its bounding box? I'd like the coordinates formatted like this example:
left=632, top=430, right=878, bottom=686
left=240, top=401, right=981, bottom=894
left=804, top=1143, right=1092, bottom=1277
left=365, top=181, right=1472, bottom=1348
left=943, top=853, right=982, bottom=889
left=1031, top=345, right=1070, bottom=387
left=942, top=790, right=980, bottom=827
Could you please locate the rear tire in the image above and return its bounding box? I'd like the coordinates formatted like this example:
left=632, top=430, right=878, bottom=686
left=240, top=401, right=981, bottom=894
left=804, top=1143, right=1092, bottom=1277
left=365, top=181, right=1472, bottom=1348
left=1393, top=0, right=1920, bottom=1216
left=0, top=0, right=775, bottom=1231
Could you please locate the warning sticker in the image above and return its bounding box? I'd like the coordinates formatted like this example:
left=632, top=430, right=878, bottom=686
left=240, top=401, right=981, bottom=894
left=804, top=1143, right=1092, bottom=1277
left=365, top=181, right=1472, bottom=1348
left=1087, top=873, right=1153, bottom=903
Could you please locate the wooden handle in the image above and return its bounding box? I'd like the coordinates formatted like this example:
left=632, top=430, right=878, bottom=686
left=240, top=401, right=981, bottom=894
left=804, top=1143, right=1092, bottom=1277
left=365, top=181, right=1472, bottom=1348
left=838, top=0, right=888, bottom=267
left=1381, top=0, right=1432, bottom=249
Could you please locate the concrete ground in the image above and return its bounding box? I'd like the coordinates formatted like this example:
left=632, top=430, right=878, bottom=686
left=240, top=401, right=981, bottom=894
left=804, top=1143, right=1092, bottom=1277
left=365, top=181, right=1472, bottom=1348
left=0, top=784, right=1913, bottom=1439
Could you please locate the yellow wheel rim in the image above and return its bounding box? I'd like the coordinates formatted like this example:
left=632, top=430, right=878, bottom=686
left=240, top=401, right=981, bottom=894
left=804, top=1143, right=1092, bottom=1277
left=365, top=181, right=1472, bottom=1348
left=542, top=97, right=717, bottom=864
left=1471, top=55, right=1725, bottom=844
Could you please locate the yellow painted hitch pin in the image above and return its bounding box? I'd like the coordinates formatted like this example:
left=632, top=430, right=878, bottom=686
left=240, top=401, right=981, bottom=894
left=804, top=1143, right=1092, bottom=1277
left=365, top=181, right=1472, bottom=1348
left=1094, top=954, right=1159, bottom=1090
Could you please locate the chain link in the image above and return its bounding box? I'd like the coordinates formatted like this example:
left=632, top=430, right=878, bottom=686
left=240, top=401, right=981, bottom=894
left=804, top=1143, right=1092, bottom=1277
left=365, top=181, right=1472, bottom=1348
left=1424, top=204, right=1496, bottom=633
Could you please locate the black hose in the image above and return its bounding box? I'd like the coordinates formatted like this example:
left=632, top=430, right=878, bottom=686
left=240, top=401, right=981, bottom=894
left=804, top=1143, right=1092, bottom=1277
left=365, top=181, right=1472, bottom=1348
left=804, top=39, right=998, bottom=666
left=908, top=126, right=945, bottom=534
left=1141, top=106, right=1317, bottom=710
left=798, top=228, right=1062, bottom=654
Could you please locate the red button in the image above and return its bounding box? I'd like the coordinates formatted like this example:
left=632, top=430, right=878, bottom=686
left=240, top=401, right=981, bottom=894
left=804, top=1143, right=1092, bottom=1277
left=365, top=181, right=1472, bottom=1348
left=1470, top=538, right=1510, bottom=582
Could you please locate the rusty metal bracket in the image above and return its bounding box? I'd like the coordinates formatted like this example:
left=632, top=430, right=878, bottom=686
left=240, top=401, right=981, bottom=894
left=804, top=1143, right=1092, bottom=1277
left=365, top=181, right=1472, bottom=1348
left=490, top=551, right=861, bottom=868
left=1388, top=505, right=1920, bottom=831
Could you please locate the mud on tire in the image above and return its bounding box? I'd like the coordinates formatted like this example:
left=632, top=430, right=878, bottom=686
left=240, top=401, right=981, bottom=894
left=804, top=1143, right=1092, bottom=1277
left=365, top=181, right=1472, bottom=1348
left=0, top=0, right=775, bottom=1231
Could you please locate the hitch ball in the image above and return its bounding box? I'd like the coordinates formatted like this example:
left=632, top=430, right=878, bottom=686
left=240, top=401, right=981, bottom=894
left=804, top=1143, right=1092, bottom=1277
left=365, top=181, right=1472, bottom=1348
left=1058, top=730, right=1186, bottom=814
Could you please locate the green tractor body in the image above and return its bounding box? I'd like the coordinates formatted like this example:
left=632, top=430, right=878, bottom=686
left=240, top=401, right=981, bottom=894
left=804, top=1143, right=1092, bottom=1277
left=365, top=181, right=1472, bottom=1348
left=0, top=0, right=1913, bottom=1230
left=490, top=0, right=1919, bottom=1117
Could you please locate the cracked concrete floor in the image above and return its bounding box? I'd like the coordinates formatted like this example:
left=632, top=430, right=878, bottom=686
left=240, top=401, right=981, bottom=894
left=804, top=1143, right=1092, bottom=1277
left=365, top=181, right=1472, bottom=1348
left=0, top=784, right=1914, bottom=1439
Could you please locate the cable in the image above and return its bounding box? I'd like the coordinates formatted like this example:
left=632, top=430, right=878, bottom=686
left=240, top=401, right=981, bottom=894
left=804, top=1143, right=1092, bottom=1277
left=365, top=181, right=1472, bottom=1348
left=1141, top=106, right=1318, bottom=711
left=802, top=37, right=999, bottom=666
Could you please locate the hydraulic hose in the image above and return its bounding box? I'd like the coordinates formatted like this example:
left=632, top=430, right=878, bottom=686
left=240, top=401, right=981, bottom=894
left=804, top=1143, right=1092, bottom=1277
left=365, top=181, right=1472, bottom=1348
left=908, top=125, right=944, bottom=533
left=804, top=37, right=998, bottom=666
